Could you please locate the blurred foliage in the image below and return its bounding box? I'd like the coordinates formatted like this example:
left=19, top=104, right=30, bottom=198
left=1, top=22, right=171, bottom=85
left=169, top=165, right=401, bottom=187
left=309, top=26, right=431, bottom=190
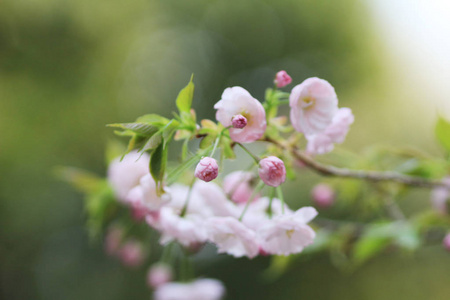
left=0, top=0, right=449, bottom=300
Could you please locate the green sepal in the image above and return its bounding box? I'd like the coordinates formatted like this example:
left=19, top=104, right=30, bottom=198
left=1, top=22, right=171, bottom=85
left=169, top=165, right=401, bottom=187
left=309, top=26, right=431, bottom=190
left=150, top=139, right=168, bottom=195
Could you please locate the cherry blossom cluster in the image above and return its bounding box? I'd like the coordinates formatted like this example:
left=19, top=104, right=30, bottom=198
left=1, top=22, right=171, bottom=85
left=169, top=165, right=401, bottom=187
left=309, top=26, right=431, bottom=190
left=60, top=70, right=450, bottom=299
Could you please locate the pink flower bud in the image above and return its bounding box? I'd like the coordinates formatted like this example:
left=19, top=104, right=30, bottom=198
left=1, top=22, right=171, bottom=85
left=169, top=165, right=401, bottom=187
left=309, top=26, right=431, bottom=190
left=119, top=240, right=145, bottom=268
left=443, top=233, right=450, bottom=252
left=274, top=70, right=292, bottom=88
left=195, top=157, right=219, bottom=182
left=231, top=114, right=247, bottom=129
left=147, top=263, right=173, bottom=289
left=258, top=156, right=286, bottom=187
left=311, top=183, right=335, bottom=208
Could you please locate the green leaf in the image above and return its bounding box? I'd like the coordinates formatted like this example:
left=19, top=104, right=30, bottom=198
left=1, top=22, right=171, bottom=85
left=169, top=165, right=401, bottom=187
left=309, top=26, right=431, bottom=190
left=176, top=75, right=195, bottom=113
left=199, top=134, right=216, bottom=149
left=221, top=136, right=236, bottom=159
left=136, top=114, right=170, bottom=127
left=55, top=166, right=104, bottom=194
left=353, top=222, right=392, bottom=265
left=108, top=122, right=159, bottom=136
left=150, top=139, right=168, bottom=194
left=142, top=132, right=163, bottom=152
left=435, top=116, right=450, bottom=153
left=162, top=119, right=180, bottom=140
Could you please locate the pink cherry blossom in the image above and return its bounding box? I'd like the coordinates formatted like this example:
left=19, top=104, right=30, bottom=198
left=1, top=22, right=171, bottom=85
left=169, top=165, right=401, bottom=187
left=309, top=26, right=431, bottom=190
left=206, top=217, right=260, bottom=258
left=258, top=156, right=286, bottom=187
left=289, top=77, right=338, bottom=135
left=240, top=197, right=292, bottom=231
left=126, top=174, right=171, bottom=213
left=311, top=183, right=335, bottom=208
left=195, top=157, right=219, bottom=182
left=223, top=171, right=258, bottom=204
left=431, top=177, right=450, bottom=214
left=231, top=114, right=247, bottom=129
left=306, top=107, right=354, bottom=155
left=274, top=70, right=292, bottom=88
left=147, top=263, right=173, bottom=288
left=443, top=233, right=450, bottom=252
left=214, top=87, right=266, bottom=143
left=154, top=279, right=225, bottom=300
left=119, top=239, right=145, bottom=267
left=193, top=181, right=240, bottom=217
left=258, top=207, right=317, bottom=256
left=107, top=151, right=150, bottom=202
left=158, top=207, right=208, bottom=247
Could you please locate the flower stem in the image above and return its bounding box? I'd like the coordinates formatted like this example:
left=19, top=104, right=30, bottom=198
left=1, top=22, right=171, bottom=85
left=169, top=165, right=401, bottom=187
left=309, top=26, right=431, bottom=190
left=268, top=187, right=276, bottom=218
left=276, top=186, right=285, bottom=214
left=180, top=177, right=196, bottom=217
left=237, top=143, right=260, bottom=164
left=239, top=180, right=265, bottom=221
left=263, top=137, right=447, bottom=189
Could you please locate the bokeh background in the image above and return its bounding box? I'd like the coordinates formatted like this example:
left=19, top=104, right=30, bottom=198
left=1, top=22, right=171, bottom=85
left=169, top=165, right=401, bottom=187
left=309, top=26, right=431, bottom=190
left=1, top=0, right=450, bottom=299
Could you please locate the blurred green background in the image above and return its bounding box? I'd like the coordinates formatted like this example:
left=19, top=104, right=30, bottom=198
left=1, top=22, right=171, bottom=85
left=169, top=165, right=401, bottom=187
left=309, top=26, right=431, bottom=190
left=1, top=0, right=449, bottom=299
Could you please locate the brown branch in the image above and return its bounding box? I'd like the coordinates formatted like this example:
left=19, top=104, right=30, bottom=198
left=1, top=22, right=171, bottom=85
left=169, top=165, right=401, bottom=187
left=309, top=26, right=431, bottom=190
left=263, top=137, right=447, bottom=189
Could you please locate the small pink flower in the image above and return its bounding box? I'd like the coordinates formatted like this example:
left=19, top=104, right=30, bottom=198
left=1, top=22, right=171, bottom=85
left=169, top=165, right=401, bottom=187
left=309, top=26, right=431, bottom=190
left=289, top=77, right=338, bottom=135
left=107, top=151, right=150, bottom=202
left=443, top=233, right=450, bottom=252
left=195, top=157, right=219, bottom=182
left=126, top=174, right=171, bottom=213
left=206, top=217, right=260, bottom=259
left=311, top=183, right=335, bottom=208
left=306, top=107, right=354, bottom=155
left=119, top=240, right=145, bottom=267
left=214, top=87, right=266, bottom=143
left=147, top=263, right=173, bottom=289
left=223, top=171, right=258, bottom=204
left=258, top=207, right=317, bottom=256
left=258, top=156, right=286, bottom=187
left=231, top=114, right=247, bottom=129
left=274, top=70, right=292, bottom=88
left=431, top=177, right=450, bottom=214
left=154, top=279, right=225, bottom=300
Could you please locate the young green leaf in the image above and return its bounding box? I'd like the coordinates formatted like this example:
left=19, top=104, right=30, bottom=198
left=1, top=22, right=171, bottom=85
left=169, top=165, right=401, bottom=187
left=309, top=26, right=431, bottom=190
left=142, top=132, right=163, bottom=152
left=150, top=139, right=168, bottom=194
left=108, top=122, right=159, bottom=136
left=136, top=114, right=170, bottom=127
left=176, top=75, right=195, bottom=113
left=435, top=116, right=450, bottom=153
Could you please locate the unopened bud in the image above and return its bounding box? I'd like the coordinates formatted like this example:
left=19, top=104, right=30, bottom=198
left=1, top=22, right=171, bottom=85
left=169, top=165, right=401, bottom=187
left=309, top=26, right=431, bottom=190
left=195, top=157, right=219, bottom=182
left=231, top=114, right=247, bottom=129
left=147, top=263, right=173, bottom=288
left=274, top=70, right=292, bottom=88
left=258, top=156, right=286, bottom=187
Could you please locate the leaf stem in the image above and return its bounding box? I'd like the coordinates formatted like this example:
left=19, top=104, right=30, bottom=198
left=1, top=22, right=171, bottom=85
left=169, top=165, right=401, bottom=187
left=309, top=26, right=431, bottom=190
left=239, top=181, right=265, bottom=221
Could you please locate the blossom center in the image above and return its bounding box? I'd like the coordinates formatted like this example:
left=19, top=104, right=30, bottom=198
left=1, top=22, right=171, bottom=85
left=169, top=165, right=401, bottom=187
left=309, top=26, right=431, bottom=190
left=300, top=96, right=315, bottom=109
left=286, top=229, right=295, bottom=238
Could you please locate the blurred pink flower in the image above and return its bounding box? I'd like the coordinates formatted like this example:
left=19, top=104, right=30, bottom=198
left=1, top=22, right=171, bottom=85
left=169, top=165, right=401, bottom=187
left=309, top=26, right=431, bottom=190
left=147, top=263, right=173, bottom=289
left=258, top=207, right=317, bottom=256
left=215, top=87, right=266, bottom=143
left=223, top=171, right=258, bottom=204
left=195, top=157, right=219, bottom=182
left=289, top=77, right=338, bottom=135
left=311, top=183, right=335, bottom=208
left=126, top=174, right=171, bottom=213
left=274, top=70, right=292, bottom=88
left=107, top=151, right=150, bottom=202
left=104, top=226, right=123, bottom=256
left=206, top=217, right=260, bottom=258
left=443, top=233, right=450, bottom=252
left=119, top=240, right=145, bottom=267
left=154, top=279, right=225, bottom=300
left=306, top=107, right=354, bottom=155
left=258, top=156, right=286, bottom=187
left=431, top=177, right=450, bottom=214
